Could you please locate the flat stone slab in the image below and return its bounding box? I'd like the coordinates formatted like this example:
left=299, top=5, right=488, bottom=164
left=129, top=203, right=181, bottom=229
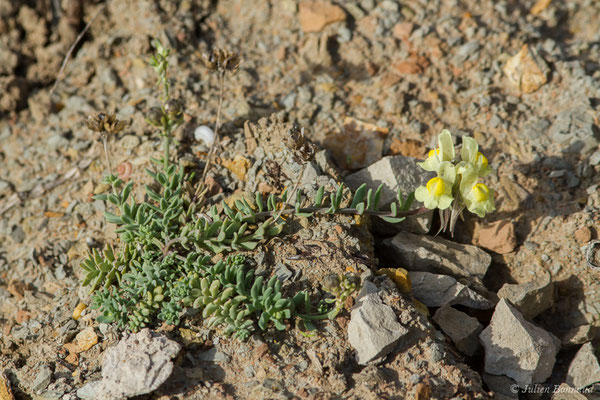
left=385, top=232, right=491, bottom=280
left=409, top=271, right=494, bottom=309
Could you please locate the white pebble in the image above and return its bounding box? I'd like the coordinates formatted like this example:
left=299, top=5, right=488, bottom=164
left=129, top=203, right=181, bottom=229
left=194, top=125, right=215, bottom=146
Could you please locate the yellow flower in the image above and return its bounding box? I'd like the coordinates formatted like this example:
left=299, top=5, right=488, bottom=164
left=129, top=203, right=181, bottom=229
left=418, top=129, right=455, bottom=172
left=459, top=136, right=492, bottom=177
left=460, top=169, right=495, bottom=217
left=415, top=161, right=456, bottom=210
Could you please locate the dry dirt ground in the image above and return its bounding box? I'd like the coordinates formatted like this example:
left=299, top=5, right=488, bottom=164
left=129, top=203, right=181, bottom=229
left=1, top=0, right=600, bottom=399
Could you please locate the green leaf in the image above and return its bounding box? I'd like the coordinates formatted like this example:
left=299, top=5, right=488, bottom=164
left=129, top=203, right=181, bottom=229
left=93, top=194, right=108, bottom=201
left=314, top=186, right=325, bottom=207
left=350, top=184, right=367, bottom=208
left=104, top=211, right=123, bottom=225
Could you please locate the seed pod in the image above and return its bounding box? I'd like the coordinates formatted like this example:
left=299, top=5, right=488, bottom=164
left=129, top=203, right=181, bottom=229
left=164, top=98, right=183, bottom=116
left=146, top=106, right=165, bottom=127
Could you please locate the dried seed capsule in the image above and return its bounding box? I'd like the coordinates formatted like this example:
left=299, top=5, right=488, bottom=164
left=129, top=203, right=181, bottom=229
left=146, top=106, right=164, bottom=127
left=164, top=98, right=183, bottom=116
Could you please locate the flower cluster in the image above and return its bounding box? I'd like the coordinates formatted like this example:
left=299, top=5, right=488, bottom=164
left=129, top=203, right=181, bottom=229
left=415, top=129, right=495, bottom=218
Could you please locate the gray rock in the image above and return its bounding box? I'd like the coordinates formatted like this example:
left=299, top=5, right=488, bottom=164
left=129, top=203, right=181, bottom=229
left=47, top=134, right=69, bottom=151
left=551, top=383, right=588, bottom=400
left=482, top=373, right=518, bottom=400
left=480, top=299, right=560, bottom=386
left=348, top=290, right=409, bottom=365
left=566, top=342, right=600, bottom=389
left=197, top=348, right=231, bottom=363
left=497, top=271, right=554, bottom=320
left=549, top=108, right=599, bottom=154
left=76, top=329, right=181, bottom=400
left=453, top=41, right=480, bottom=64
left=0, top=179, right=12, bottom=197
left=409, top=271, right=494, bottom=309
left=590, top=150, right=600, bottom=166
left=561, top=325, right=595, bottom=348
left=118, top=135, right=141, bottom=151
left=433, top=305, right=482, bottom=356
left=345, top=155, right=434, bottom=234
left=32, top=364, right=52, bottom=392
left=10, top=225, right=25, bottom=243
left=384, top=231, right=491, bottom=280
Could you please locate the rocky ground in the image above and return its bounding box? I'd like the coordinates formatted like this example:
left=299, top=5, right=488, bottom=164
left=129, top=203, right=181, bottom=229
left=1, top=0, right=600, bottom=399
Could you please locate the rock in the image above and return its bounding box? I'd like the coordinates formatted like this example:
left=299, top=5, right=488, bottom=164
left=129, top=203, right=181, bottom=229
left=474, top=220, right=517, bottom=254
left=503, top=44, right=549, bottom=93
left=453, top=41, right=480, bottom=65
left=118, top=135, right=140, bottom=151
left=482, top=373, right=518, bottom=400
left=75, top=327, right=98, bottom=352
left=345, top=156, right=434, bottom=234
left=375, top=268, right=411, bottom=294
left=409, top=271, right=494, bottom=309
left=31, top=365, right=52, bottom=392
left=384, top=232, right=491, bottom=280
left=479, top=299, right=560, bottom=386
left=551, top=383, right=588, bottom=400
left=0, top=370, right=15, bottom=400
left=348, top=288, right=409, bottom=365
left=561, top=325, right=595, bottom=348
left=433, top=305, right=482, bottom=356
left=549, top=108, right=599, bottom=154
left=298, top=1, right=346, bottom=33
left=10, top=226, right=25, bottom=243
left=566, top=342, right=600, bottom=389
left=497, top=271, right=554, bottom=320
left=573, top=226, right=592, bottom=244
left=76, top=329, right=181, bottom=400
left=323, top=116, right=388, bottom=170
left=197, top=348, right=231, bottom=363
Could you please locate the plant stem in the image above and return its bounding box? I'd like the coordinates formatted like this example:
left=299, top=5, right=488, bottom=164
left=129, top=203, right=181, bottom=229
left=163, top=126, right=170, bottom=170
left=198, top=70, right=226, bottom=194
left=254, top=206, right=430, bottom=219
left=274, top=163, right=306, bottom=222
left=102, top=135, right=112, bottom=175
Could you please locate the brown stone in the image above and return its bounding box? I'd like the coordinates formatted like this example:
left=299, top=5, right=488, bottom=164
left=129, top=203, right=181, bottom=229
left=503, top=44, right=549, bottom=93
left=7, top=280, right=26, bottom=299
left=574, top=226, right=592, bottom=244
left=76, top=327, right=99, bottom=352
left=298, top=1, right=346, bottom=33
left=392, top=22, right=414, bottom=39
left=475, top=220, right=517, bottom=254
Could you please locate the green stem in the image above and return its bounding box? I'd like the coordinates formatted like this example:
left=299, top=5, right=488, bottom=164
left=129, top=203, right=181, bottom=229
left=163, top=126, right=170, bottom=170
left=255, top=206, right=429, bottom=220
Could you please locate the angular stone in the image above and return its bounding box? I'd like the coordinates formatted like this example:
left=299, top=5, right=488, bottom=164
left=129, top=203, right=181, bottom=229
left=551, top=383, right=588, bottom=400
left=75, top=327, right=99, bottom=352
left=345, top=156, right=434, bottom=234
left=480, top=299, right=560, bottom=386
left=298, top=1, right=346, bottom=33
left=497, top=271, right=554, bottom=320
left=348, top=289, right=409, bottom=365
left=561, top=325, right=595, bottom=348
left=474, top=220, right=517, bottom=254
left=503, top=44, right=549, bottom=93
left=566, top=342, right=600, bottom=389
left=409, top=271, right=494, bottom=309
left=385, top=232, right=491, bottom=280
left=76, top=329, right=181, bottom=400
left=433, top=305, right=482, bottom=356
left=481, top=373, right=518, bottom=400
left=549, top=108, right=599, bottom=155
left=31, top=365, right=52, bottom=393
